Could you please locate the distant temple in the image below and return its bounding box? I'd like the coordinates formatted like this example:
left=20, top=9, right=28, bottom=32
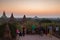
left=34, top=16, right=39, bottom=19
left=22, top=15, right=26, bottom=22
left=1, top=11, right=7, bottom=19
left=0, top=11, right=8, bottom=23
left=9, top=13, right=15, bottom=23
left=0, top=12, right=27, bottom=23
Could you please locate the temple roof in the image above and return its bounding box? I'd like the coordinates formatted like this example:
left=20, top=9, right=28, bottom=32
left=21, top=15, right=27, bottom=23
left=9, top=13, right=15, bottom=22
left=34, top=16, right=39, bottom=19
left=1, top=11, right=7, bottom=19
left=23, top=15, right=26, bottom=19
left=10, top=13, right=14, bottom=19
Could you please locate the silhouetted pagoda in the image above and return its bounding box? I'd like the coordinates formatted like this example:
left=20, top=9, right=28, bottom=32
left=9, top=13, right=15, bottom=23
left=1, top=11, right=7, bottom=19
left=0, top=11, right=8, bottom=23
left=21, top=15, right=27, bottom=23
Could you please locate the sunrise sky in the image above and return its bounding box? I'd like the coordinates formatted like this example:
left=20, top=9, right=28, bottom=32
left=0, top=0, right=60, bottom=18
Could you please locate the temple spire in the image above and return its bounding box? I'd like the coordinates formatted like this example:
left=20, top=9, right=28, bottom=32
left=1, top=11, right=7, bottom=18
left=22, top=15, right=26, bottom=23
left=9, top=12, right=15, bottom=22
left=23, top=15, right=26, bottom=19
left=3, top=11, right=6, bottom=16
left=10, top=13, right=14, bottom=18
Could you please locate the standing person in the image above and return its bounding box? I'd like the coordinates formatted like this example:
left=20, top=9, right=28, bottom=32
left=16, top=29, right=20, bottom=40
left=55, top=25, right=59, bottom=34
left=45, top=26, right=49, bottom=36
left=40, top=26, right=44, bottom=36
left=22, top=27, right=25, bottom=36
left=38, top=25, right=44, bottom=36
left=19, top=25, right=22, bottom=37
left=19, top=30, right=22, bottom=37
left=35, top=27, right=39, bottom=34
left=48, top=25, right=53, bottom=37
left=32, top=24, right=36, bottom=34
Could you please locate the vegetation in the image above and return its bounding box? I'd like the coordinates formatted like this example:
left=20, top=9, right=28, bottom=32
left=0, top=19, right=60, bottom=39
left=0, top=23, right=5, bottom=38
left=8, top=23, right=17, bottom=38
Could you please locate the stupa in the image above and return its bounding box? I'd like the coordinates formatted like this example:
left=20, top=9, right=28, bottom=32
left=9, top=13, right=15, bottom=23
left=22, top=15, right=27, bottom=23
left=1, top=11, right=7, bottom=19
left=0, top=11, right=8, bottom=23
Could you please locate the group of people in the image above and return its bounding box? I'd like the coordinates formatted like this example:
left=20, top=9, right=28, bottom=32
left=36, top=25, right=59, bottom=36
left=16, top=27, right=25, bottom=36
left=16, top=27, right=26, bottom=40
left=16, top=24, right=60, bottom=37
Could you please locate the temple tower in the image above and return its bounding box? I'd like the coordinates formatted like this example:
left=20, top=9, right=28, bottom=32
left=9, top=13, right=15, bottom=23
left=22, top=15, right=26, bottom=23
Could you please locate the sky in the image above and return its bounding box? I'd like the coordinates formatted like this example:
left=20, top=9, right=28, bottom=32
left=0, top=0, right=60, bottom=18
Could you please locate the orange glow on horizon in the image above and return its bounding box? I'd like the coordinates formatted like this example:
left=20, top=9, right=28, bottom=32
left=0, top=0, right=60, bottom=17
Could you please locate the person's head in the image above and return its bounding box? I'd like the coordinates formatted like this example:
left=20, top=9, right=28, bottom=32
left=56, top=25, right=58, bottom=27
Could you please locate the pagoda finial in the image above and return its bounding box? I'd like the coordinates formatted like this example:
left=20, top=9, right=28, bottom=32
left=9, top=12, right=15, bottom=22
left=10, top=12, right=14, bottom=18
left=22, top=15, right=26, bottom=23
left=23, top=15, right=26, bottom=19
left=1, top=11, right=7, bottom=19
left=3, top=11, right=5, bottom=16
